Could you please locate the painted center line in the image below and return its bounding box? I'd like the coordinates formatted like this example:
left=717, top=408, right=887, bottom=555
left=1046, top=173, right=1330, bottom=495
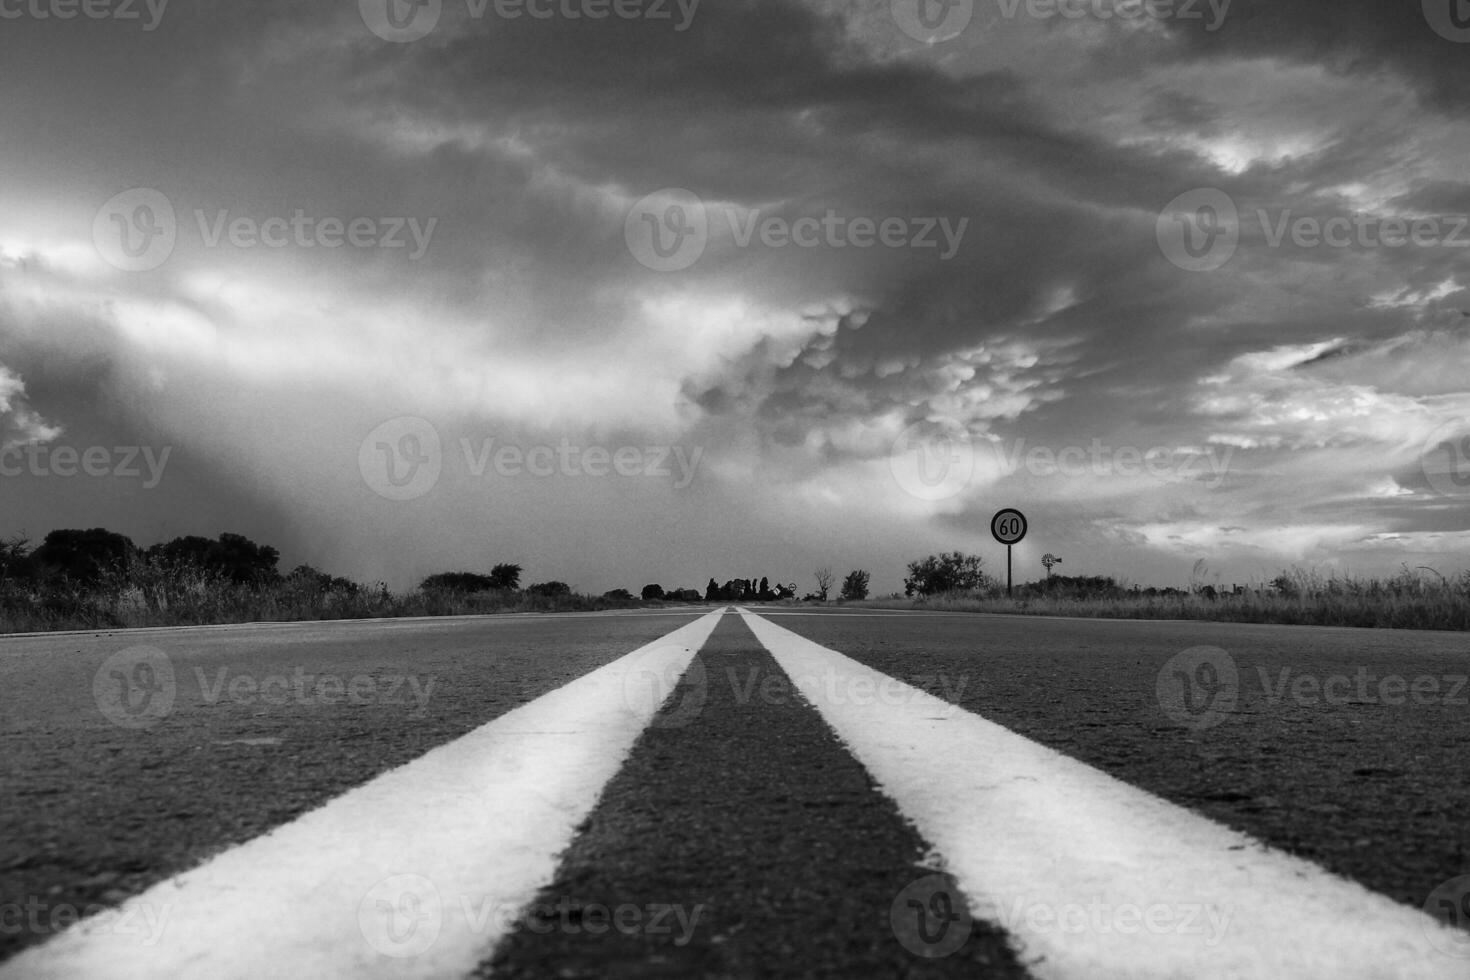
left=739, top=608, right=1468, bottom=980
left=2, top=608, right=727, bottom=980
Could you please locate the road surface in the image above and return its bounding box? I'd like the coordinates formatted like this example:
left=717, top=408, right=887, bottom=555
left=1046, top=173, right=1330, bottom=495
left=2, top=607, right=1469, bottom=977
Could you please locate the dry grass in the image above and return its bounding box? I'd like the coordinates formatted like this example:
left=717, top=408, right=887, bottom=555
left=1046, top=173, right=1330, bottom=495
left=0, top=563, right=653, bottom=634
left=845, top=567, right=1470, bottom=632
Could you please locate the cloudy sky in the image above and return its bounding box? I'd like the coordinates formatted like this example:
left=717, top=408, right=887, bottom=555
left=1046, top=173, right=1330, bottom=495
left=2, top=0, right=1469, bottom=595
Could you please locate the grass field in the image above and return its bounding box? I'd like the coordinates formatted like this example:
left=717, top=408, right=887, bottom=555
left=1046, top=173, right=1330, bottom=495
left=5, top=565, right=1469, bottom=634
left=0, top=565, right=654, bottom=634
left=852, top=567, right=1470, bottom=631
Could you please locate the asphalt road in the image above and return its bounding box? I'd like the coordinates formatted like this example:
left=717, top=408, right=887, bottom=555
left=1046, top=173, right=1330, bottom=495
left=0, top=610, right=720, bottom=963
left=3, top=606, right=1469, bottom=977
left=763, top=608, right=1470, bottom=918
left=482, top=614, right=1025, bottom=979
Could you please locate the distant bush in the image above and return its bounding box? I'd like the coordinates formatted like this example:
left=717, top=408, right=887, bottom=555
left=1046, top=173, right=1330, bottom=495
left=33, top=528, right=138, bottom=585
left=1015, top=574, right=1126, bottom=600
left=904, top=552, right=986, bottom=597
left=526, top=581, right=572, bottom=598
left=420, top=572, right=499, bottom=593
left=148, top=532, right=281, bottom=585
left=860, top=564, right=1470, bottom=631
left=488, top=563, right=523, bottom=591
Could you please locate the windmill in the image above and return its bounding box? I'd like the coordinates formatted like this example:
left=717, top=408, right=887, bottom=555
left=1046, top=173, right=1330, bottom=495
left=1041, top=553, right=1062, bottom=581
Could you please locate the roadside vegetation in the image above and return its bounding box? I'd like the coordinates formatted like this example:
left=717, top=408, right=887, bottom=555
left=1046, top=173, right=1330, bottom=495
left=0, top=529, right=701, bottom=634
left=4, top=528, right=1467, bottom=633
left=862, top=553, right=1470, bottom=632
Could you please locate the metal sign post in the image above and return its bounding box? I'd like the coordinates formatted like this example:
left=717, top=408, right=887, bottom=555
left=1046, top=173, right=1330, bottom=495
left=990, top=508, right=1028, bottom=597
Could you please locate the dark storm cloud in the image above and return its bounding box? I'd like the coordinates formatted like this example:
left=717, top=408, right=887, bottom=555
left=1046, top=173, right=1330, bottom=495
left=3, top=0, right=1468, bottom=587
left=1160, top=0, right=1470, bottom=114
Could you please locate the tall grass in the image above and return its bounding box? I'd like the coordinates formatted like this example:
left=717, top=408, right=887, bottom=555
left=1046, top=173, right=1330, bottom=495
left=0, top=560, right=649, bottom=634
left=855, top=566, right=1470, bottom=631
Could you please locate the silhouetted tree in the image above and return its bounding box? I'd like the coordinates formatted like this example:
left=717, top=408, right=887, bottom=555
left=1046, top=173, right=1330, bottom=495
left=35, top=528, right=138, bottom=585
left=840, top=569, right=870, bottom=601
left=813, top=567, right=833, bottom=601
left=526, top=581, right=571, bottom=597
left=420, top=572, right=497, bottom=592
left=603, top=588, right=634, bottom=601
left=904, top=552, right=985, bottom=597
left=643, top=583, right=667, bottom=601
left=150, top=532, right=281, bottom=584
left=488, top=563, right=523, bottom=590
left=288, top=564, right=360, bottom=594
left=0, top=535, right=34, bottom=582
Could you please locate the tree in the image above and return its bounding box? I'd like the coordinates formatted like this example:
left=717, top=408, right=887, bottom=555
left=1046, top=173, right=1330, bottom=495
left=212, top=532, right=281, bottom=583
left=35, top=528, right=138, bottom=585
left=0, top=535, right=34, bottom=582
left=149, top=532, right=281, bottom=584
left=775, top=582, right=796, bottom=599
left=288, top=564, right=360, bottom=594
left=705, top=578, right=721, bottom=602
left=642, top=583, right=666, bottom=601
left=526, top=581, right=571, bottom=597
left=813, top=567, right=833, bottom=601
left=840, top=569, right=870, bottom=601
left=420, top=571, right=497, bottom=592
left=603, top=588, right=634, bottom=601
left=904, top=552, right=985, bottom=597
left=488, top=563, right=522, bottom=590
left=1041, top=553, right=1062, bottom=580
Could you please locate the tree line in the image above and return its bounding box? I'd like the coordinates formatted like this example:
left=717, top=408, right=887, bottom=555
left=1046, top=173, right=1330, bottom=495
left=1, top=526, right=1093, bottom=607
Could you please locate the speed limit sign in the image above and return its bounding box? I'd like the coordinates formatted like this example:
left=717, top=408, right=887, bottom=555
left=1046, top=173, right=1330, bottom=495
left=991, top=508, right=1027, bottom=545
left=991, top=508, right=1027, bottom=597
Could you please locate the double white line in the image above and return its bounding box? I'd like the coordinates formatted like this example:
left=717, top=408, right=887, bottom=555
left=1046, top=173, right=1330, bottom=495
left=2, top=610, right=725, bottom=980
left=740, top=609, right=1467, bottom=980
left=6, top=608, right=1465, bottom=979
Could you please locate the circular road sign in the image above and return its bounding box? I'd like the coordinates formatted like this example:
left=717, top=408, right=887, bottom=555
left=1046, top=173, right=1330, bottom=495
left=991, top=508, right=1027, bottom=545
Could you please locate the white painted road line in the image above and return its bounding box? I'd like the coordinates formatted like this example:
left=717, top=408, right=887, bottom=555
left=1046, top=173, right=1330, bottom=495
left=739, top=609, right=1469, bottom=980
left=2, top=608, right=727, bottom=980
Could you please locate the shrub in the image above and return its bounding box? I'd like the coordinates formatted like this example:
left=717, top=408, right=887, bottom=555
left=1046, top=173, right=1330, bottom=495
left=904, top=552, right=985, bottom=596
left=420, top=572, right=498, bottom=592
left=840, top=569, right=870, bottom=601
